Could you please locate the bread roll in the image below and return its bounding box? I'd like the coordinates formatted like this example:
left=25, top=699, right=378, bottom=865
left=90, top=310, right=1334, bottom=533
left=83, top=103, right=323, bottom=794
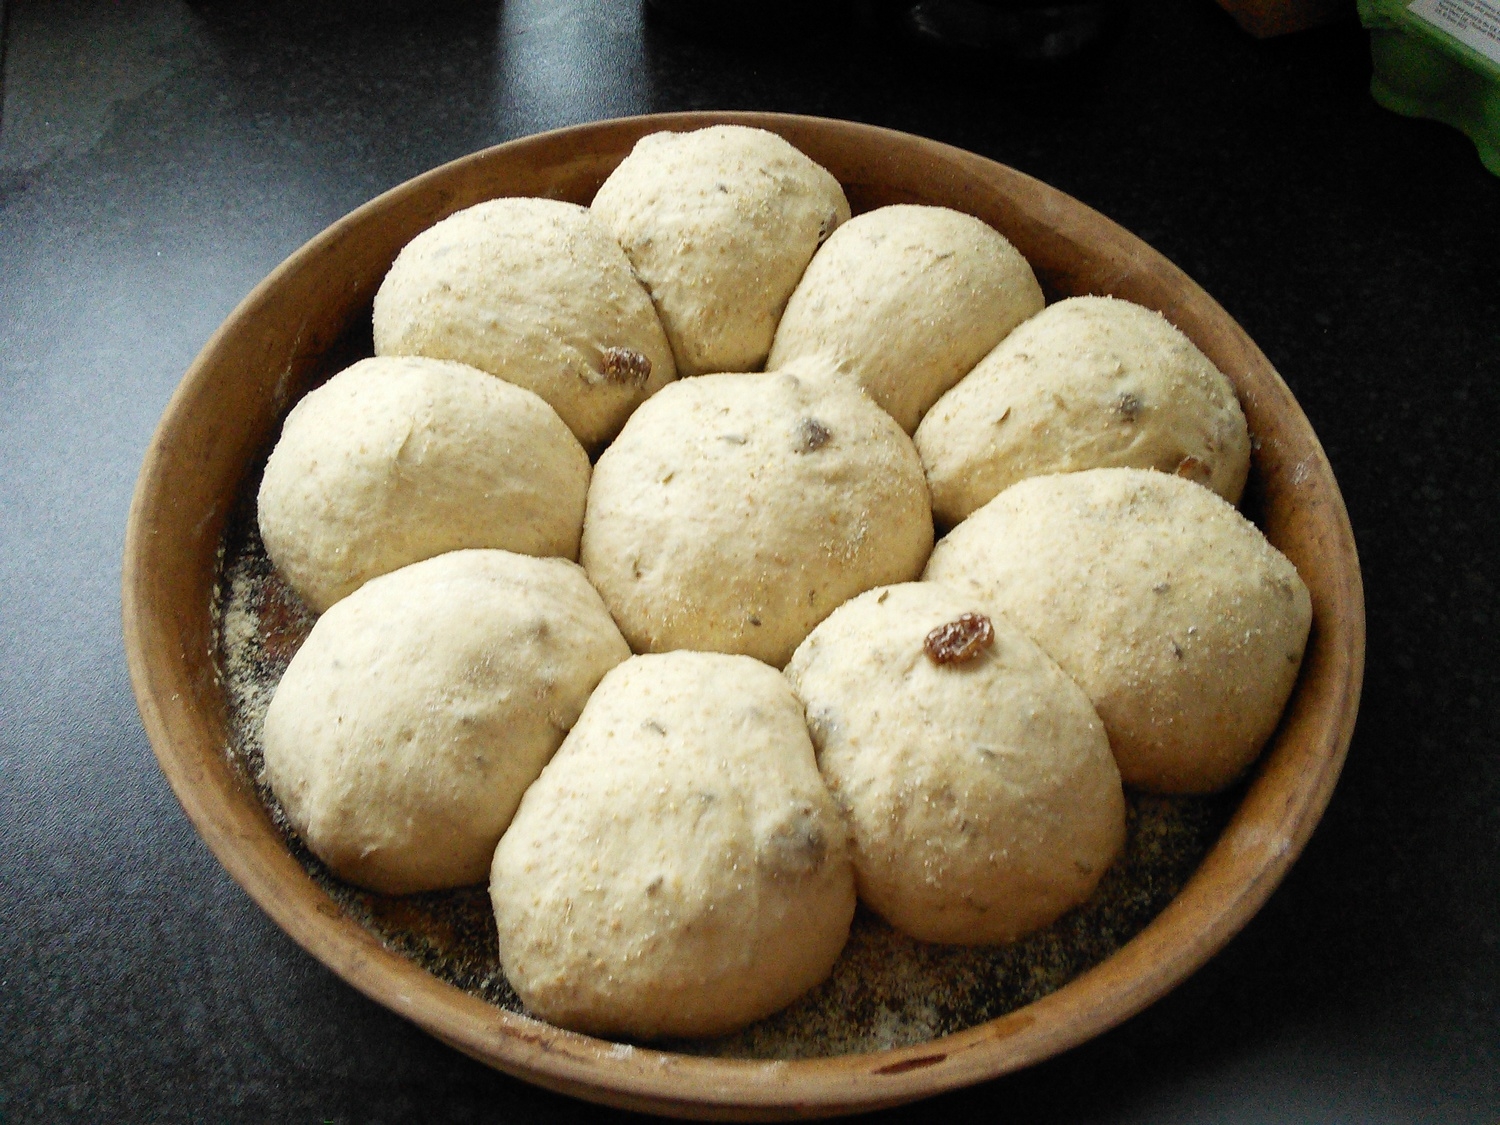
left=915, top=296, right=1250, bottom=525
left=787, top=582, right=1125, bottom=944
left=591, top=125, right=850, bottom=376
left=257, top=356, right=590, bottom=613
left=372, top=197, right=675, bottom=450
left=261, top=549, right=630, bottom=894
left=581, top=367, right=934, bottom=668
left=767, top=204, right=1044, bottom=433
left=924, top=468, right=1311, bottom=793
left=491, top=651, right=856, bottom=1038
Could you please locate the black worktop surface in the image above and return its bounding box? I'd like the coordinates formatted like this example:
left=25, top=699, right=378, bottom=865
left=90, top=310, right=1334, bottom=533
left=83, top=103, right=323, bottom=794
left=2, top=1, right=1497, bottom=1120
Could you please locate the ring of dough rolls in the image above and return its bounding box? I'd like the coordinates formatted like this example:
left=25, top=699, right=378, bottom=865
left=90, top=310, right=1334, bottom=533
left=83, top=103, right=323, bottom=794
left=257, top=356, right=591, bottom=613
left=261, top=549, right=630, bottom=895
left=786, top=582, right=1126, bottom=945
left=915, top=296, right=1250, bottom=526
left=250, top=129, right=1314, bottom=1044
left=924, top=468, right=1311, bottom=794
left=490, top=652, right=856, bottom=1040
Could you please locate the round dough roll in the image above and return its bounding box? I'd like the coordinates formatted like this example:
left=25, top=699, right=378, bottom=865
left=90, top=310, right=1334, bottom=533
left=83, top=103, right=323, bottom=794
left=257, top=356, right=591, bottom=613
left=924, top=468, right=1311, bottom=794
left=581, top=367, right=934, bottom=668
left=915, top=296, right=1251, bottom=526
left=767, top=204, right=1045, bottom=433
left=786, top=582, right=1125, bottom=945
left=491, top=651, right=856, bottom=1039
left=261, top=550, right=630, bottom=894
left=591, top=125, right=850, bottom=377
left=372, top=196, right=676, bottom=450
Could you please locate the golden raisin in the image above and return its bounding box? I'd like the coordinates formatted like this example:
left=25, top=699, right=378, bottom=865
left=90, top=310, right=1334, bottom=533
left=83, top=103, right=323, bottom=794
left=601, top=346, right=652, bottom=385
left=1175, top=455, right=1211, bottom=484
left=795, top=417, right=832, bottom=453
left=924, top=612, right=994, bottom=664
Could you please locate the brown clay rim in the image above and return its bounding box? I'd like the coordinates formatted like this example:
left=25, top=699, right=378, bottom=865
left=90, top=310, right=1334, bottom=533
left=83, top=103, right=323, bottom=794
left=122, top=112, right=1365, bottom=1121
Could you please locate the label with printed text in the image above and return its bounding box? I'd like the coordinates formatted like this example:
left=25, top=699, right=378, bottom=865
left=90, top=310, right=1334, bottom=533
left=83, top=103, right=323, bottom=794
left=1408, top=0, right=1500, bottom=66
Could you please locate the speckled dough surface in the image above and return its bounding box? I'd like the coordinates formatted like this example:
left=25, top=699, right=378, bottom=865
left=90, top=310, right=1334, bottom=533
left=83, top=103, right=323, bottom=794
left=490, top=652, right=856, bottom=1039
left=915, top=297, right=1250, bottom=526
left=255, top=356, right=591, bottom=613
left=924, top=469, right=1312, bottom=793
left=767, top=204, right=1045, bottom=433
left=590, top=125, right=850, bottom=376
left=580, top=367, right=934, bottom=668
left=786, top=582, right=1125, bottom=945
left=217, top=500, right=1234, bottom=1058
left=371, top=197, right=675, bottom=450
left=261, top=549, right=630, bottom=894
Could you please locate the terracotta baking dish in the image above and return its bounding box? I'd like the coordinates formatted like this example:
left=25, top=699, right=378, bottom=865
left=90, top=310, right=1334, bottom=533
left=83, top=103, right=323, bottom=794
left=122, top=111, right=1364, bottom=1120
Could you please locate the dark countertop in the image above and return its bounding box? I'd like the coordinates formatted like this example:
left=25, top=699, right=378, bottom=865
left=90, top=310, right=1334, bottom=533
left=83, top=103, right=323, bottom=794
left=1, top=1, right=1496, bottom=1121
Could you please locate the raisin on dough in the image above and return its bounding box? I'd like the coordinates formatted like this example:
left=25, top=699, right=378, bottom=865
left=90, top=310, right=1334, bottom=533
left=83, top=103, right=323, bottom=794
left=372, top=197, right=675, bottom=451
left=580, top=366, right=934, bottom=668
left=591, top=125, right=850, bottom=377
left=257, top=356, right=590, bottom=613
left=491, top=651, right=856, bottom=1039
left=915, top=296, right=1250, bottom=526
left=787, top=582, right=1125, bottom=945
left=261, top=550, right=630, bottom=895
left=768, top=204, right=1044, bottom=434
left=924, top=468, right=1311, bottom=794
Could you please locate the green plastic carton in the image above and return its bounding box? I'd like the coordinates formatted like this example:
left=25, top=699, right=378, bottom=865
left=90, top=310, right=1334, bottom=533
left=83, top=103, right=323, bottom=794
left=1359, top=0, right=1500, bottom=175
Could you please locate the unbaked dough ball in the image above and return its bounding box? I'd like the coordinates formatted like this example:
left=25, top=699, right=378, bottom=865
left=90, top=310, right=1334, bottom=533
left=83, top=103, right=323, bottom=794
left=591, top=125, right=850, bottom=376
left=767, top=204, right=1045, bottom=433
left=786, top=582, right=1125, bottom=945
left=372, top=197, right=675, bottom=450
left=261, top=550, right=630, bottom=895
left=257, top=356, right=590, bottom=613
left=924, top=468, right=1311, bottom=794
left=581, top=368, right=934, bottom=668
left=490, top=651, right=856, bottom=1039
left=915, top=296, right=1251, bottom=526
